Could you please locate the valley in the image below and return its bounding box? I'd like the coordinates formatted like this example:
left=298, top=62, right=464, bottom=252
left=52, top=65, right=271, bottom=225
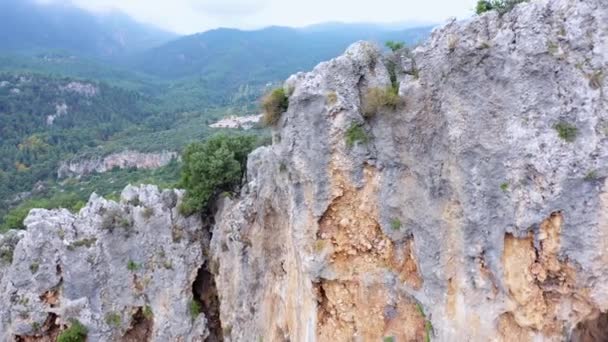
left=0, top=0, right=432, bottom=231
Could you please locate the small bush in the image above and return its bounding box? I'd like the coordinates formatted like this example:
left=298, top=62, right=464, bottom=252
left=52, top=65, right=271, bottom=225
left=500, top=183, right=509, bottom=192
left=261, top=87, right=289, bottom=126
left=385, top=41, right=405, bottom=52
left=70, top=238, right=97, bottom=249
left=127, top=260, right=139, bottom=272
left=30, top=261, right=39, bottom=274
left=0, top=249, right=13, bottom=264
left=189, top=300, right=202, bottom=319
left=345, top=123, right=369, bottom=147
left=383, top=337, right=395, bottom=342
left=584, top=170, right=598, bottom=181
left=57, top=319, right=87, bottom=342
left=143, top=305, right=154, bottom=320
left=105, top=312, right=121, bottom=327
left=142, top=207, right=154, bottom=220
left=476, top=0, right=528, bottom=15
left=362, top=87, right=401, bottom=118
left=554, top=122, right=578, bottom=142
left=390, top=218, right=402, bottom=231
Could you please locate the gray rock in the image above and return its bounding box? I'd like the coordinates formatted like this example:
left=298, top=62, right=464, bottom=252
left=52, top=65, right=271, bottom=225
left=0, top=185, right=209, bottom=341
left=213, top=0, right=608, bottom=340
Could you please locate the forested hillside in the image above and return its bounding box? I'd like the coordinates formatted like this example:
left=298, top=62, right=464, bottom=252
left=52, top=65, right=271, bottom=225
left=0, top=74, right=147, bottom=202
left=129, top=25, right=432, bottom=106
left=0, top=0, right=435, bottom=231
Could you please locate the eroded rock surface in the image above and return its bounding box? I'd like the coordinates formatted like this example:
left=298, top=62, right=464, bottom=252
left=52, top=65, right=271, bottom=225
left=212, top=0, right=608, bottom=340
left=58, top=151, right=178, bottom=178
left=0, top=185, right=209, bottom=341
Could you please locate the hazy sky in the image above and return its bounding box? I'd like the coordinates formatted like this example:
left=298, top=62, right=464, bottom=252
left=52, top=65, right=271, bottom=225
left=51, top=0, right=477, bottom=34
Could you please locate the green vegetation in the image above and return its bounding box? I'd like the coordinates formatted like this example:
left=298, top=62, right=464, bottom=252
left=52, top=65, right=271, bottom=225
left=143, top=305, right=154, bottom=320
left=390, top=218, right=402, bottom=231
left=261, top=87, right=289, bottom=126
left=57, top=319, right=88, bottom=342
left=476, top=0, right=529, bottom=15
left=584, top=170, right=598, bottom=181
left=189, top=300, right=202, bottom=319
left=383, top=337, right=395, bottom=342
left=415, top=303, right=433, bottom=342
left=385, top=41, right=405, bottom=52
left=0, top=249, right=13, bottom=264
left=179, top=134, right=259, bottom=215
left=105, top=312, right=121, bottom=327
left=500, top=182, right=509, bottom=192
left=127, top=260, right=139, bottom=271
left=554, top=122, right=578, bottom=142
left=29, top=261, right=39, bottom=273
left=345, top=123, right=369, bottom=147
left=362, top=86, right=401, bottom=117
left=1, top=193, right=85, bottom=232
left=72, top=238, right=97, bottom=248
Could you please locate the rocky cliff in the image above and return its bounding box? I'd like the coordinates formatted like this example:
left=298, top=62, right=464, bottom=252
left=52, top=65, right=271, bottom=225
left=1, top=0, right=607, bottom=341
left=0, top=186, right=213, bottom=341
left=58, top=151, right=178, bottom=179
left=212, top=0, right=608, bottom=340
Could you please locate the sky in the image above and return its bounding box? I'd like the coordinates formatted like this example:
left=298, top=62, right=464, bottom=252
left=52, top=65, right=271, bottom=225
left=44, top=0, right=477, bottom=34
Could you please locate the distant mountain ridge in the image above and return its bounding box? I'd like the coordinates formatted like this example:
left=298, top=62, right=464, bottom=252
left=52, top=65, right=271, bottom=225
left=128, top=24, right=433, bottom=99
left=0, top=0, right=176, bottom=59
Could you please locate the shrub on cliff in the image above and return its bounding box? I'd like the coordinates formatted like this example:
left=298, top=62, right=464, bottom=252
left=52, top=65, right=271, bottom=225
left=179, top=134, right=258, bottom=215
left=57, top=319, right=87, bottom=342
left=385, top=41, right=405, bottom=52
left=261, top=87, right=289, bottom=126
left=476, top=0, right=528, bottom=15
left=362, top=86, right=402, bottom=118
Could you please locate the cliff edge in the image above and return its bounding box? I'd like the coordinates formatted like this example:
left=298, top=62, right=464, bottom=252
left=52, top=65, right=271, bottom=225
left=212, top=0, right=608, bottom=340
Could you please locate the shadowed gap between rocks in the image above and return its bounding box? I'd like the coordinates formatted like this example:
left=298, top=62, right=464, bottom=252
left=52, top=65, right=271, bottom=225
left=14, top=313, right=60, bottom=342
left=121, top=307, right=153, bottom=342
left=571, top=312, right=608, bottom=342
left=193, top=263, right=223, bottom=342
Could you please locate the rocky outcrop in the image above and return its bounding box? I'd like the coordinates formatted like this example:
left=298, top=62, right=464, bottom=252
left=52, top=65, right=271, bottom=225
left=211, top=0, right=608, bottom=341
left=0, top=185, right=211, bottom=341
left=1, top=0, right=607, bottom=341
left=58, top=151, right=178, bottom=178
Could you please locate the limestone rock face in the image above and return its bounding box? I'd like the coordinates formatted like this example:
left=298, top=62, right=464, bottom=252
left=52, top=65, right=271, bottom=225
left=0, top=185, right=209, bottom=341
left=212, top=0, right=608, bottom=341
left=58, top=151, right=178, bottom=178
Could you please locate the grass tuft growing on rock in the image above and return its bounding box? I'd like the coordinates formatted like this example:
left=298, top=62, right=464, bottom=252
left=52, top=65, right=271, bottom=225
left=390, top=218, right=402, bottom=231
left=189, top=300, right=202, bottom=319
left=143, top=305, right=154, bottom=320
left=127, top=260, right=139, bottom=272
left=105, top=312, right=121, bottom=328
left=345, top=123, right=369, bottom=147
left=554, top=122, right=578, bottom=142
left=261, top=87, right=289, bottom=126
left=476, top=0, right=528, bottom=15
left=362, top=86, right=401, bottom=118
left=57, top=319, right=87, bottom=342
